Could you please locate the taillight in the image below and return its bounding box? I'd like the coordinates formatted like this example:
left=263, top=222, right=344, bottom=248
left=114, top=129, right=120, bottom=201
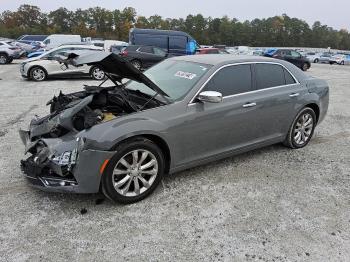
left=121, top=50, right=128, bottom=56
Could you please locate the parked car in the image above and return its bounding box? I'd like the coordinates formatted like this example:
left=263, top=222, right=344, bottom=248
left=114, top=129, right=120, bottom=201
left=329, top=54, right=348, bottom=65
left=318, top=53, right=332, bottom=64
left=110, top=44, right=128, bottom=54
left=196, top=48, right=221, bottom=54
left=120, top=45, right=168, bottom=70
left=20, top=54, right=329, bottom=204
left=0, top=41, right=22, bottom=64
left=305, top=52, right=321, bottom=63
left=17, top=35, right=48, bottom=42
left=129, top=28, right=198, bottom=55
left=42, top=34, right=82, bottom=49
left=20, top=45, right=104, bottom=81
left=264, top=49, right=311, bottom=71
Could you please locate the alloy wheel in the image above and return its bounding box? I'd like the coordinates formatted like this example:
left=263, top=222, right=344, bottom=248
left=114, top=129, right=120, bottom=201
left=112, top=149, right=158, bottom=197
left=92, top=67, right=105, bottom=80
left=293, top=113, right=314, bottom=146
left=0, top=55, right=7, bottom=64
left=32, top=68, right=46, bottom=81
left=131, top=60, right=142, bottom=70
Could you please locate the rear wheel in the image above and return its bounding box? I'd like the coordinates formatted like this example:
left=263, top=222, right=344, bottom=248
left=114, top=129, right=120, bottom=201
left=302, top=63, right=309, bottom=71
left=131, top=59, right=142, bottom=70
left=340, top=61, right=345, bottom=65
left=90, top=66, right=105, bottom=80
left=0, top=53, right=8, bottom=64
left=314, top=58, right=319, bottom=63
left=284, top=107, right=316, bottom=149
left=30, top=66, right=47, bottom=81
left=101, top=138, right=165, bottom=204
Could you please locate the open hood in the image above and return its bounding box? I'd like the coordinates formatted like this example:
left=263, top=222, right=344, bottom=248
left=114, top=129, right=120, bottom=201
left=67, top=52, right=169, bottom=98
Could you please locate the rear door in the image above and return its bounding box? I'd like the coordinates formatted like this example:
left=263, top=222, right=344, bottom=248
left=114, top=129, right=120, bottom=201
left=250, top=63, right=308, bottom=138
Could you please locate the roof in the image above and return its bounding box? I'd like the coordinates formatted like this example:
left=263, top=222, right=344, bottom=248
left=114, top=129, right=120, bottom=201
left=170, top=54, right=309, bottom=81
left=171, top=54, right=278, bottom=65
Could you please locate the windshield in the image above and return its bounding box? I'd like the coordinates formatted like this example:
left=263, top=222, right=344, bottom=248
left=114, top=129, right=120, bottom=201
left=126, top=60, right=212, bottom=102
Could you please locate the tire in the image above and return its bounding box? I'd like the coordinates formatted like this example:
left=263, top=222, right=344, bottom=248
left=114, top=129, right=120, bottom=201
left=101, top=138, right=165, bottom=204
left=314, top=58, right=319, bottom=63
left=131, top=59, right=142, bottom=70
left=0, top=53, right=9, bottom=64
left=90, top=66, right=105, bottom=80
left=29, top=66, right=47, bottom=81
left=301, top=63, right=309, bottom=71
left=8, top=57, right=13, bottom=63
left=283, top=107, right=317, bottom=149
left=341, top=61, right=345, bottom=65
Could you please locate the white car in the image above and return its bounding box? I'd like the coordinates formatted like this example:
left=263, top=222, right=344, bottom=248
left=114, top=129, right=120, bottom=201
left=0, top=41, right=23, bottom=64
left=329, top=54, right=349, bottom=65
left=20, top=45, right=105, bottom=81
left=305, top=52, right=322, bottom=63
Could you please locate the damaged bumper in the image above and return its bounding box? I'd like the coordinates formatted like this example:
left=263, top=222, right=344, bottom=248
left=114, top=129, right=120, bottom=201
left=19, top=130, right=115, bottom=194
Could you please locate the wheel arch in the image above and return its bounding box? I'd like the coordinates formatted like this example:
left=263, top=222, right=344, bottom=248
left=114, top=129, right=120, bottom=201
left=304, top=103, right=320, bottom=123
left=28, top=65, right=48, bottom=78
left=110, top=134, right=171, bottom=174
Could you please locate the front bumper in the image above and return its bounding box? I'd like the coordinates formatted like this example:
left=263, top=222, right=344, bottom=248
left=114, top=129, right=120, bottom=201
left=20, top=130, right=115, bottom=194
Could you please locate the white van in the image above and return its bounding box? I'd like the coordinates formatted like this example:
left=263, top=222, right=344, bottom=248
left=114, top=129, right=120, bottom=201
left=43, top=35, right=81, bottom=49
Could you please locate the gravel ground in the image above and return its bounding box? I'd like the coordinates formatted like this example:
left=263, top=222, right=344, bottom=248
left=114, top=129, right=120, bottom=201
left=0, top=61, right=349, bottom=262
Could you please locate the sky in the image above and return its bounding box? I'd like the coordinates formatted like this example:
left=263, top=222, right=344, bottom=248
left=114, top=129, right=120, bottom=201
left=1, top=0, right=349, bottom=30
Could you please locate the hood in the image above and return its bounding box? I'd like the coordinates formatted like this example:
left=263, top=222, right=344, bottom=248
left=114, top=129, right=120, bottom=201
left=68, top=52, right=169, bottom=98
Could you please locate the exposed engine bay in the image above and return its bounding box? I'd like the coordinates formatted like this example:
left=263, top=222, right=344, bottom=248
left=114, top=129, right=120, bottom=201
left=28, top=82, right=164, bottom=143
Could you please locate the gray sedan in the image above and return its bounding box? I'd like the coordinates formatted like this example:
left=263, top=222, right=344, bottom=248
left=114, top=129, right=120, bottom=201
left=20, top=53, right=329, bottom=204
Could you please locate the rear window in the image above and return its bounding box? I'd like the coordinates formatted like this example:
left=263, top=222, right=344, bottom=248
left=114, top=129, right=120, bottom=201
left=255, top=64, right=286, bottom=90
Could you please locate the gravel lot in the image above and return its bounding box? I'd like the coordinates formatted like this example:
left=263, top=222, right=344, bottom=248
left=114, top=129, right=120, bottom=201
left=0, top=61, right=349, bottom=262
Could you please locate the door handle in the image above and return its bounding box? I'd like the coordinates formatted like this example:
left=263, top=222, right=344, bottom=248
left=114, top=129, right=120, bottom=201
left=289, top=93, right=300, bottom=97
left=243, top=102, right=257, bottom=108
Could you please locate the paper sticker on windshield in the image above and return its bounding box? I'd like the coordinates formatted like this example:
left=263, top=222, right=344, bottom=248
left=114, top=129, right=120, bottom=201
left=175, top=71, right=197, bottom=80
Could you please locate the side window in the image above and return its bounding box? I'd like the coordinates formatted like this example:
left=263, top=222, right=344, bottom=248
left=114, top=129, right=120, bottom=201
left=153, top=47, right=166, bottom=56
left=139, top=46, right=153, bottom=53
left=169, top=36, right=187, bottom=50
left=203, top=65, right=252, bottom=96
left=291, top=51, right=301, bottom=58
left=255, top=64, right=286, bottom=90
left=0, top=43, right=3, bottom=46
left=284, top=68, right=296, bottom=85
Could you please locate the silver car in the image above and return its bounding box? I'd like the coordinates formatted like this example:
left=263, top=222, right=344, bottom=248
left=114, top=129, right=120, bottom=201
left=20, top=53, right=329, bottom=204
left=20, top=45, right=105, bottom=81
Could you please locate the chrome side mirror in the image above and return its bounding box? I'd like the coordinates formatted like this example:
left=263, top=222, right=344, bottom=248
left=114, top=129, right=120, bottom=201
left=197, top=91, right=223, bottom=103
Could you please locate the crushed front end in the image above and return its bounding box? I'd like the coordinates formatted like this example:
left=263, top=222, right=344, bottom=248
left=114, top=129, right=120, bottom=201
left=19, top=129, right=115, bottom=193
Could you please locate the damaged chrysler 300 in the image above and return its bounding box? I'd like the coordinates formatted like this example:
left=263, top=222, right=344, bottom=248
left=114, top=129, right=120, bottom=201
left=20, top=53, right=329, bottom=204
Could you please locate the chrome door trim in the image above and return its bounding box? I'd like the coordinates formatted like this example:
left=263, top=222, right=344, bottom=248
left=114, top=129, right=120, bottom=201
left=188, top=61, right=300, bottom=105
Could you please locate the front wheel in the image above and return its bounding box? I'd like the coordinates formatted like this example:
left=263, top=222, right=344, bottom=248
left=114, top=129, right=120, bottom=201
left=131, top=59, right=142, bottom=70
left=284, top=107, right=316, bottom=149
left=90, top=66, right=105, bottom=80
left=314, top=58, right=319, bottom=63
left=101, top=138, right=165, bottom=204
left=30, top=66, right=47, bottom=81
left=0, top=53, right=9, bottom=64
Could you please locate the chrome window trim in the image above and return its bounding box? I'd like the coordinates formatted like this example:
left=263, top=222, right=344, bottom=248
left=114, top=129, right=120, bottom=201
left=188, top=61, right=300, bottom=105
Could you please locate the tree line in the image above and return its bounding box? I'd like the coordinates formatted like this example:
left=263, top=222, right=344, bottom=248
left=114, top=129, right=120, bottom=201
left=1, top=4, right=350, bottom=50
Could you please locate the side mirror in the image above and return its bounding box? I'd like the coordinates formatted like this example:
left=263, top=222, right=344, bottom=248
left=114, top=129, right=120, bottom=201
left=197, top=91, right=223, bottom=103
